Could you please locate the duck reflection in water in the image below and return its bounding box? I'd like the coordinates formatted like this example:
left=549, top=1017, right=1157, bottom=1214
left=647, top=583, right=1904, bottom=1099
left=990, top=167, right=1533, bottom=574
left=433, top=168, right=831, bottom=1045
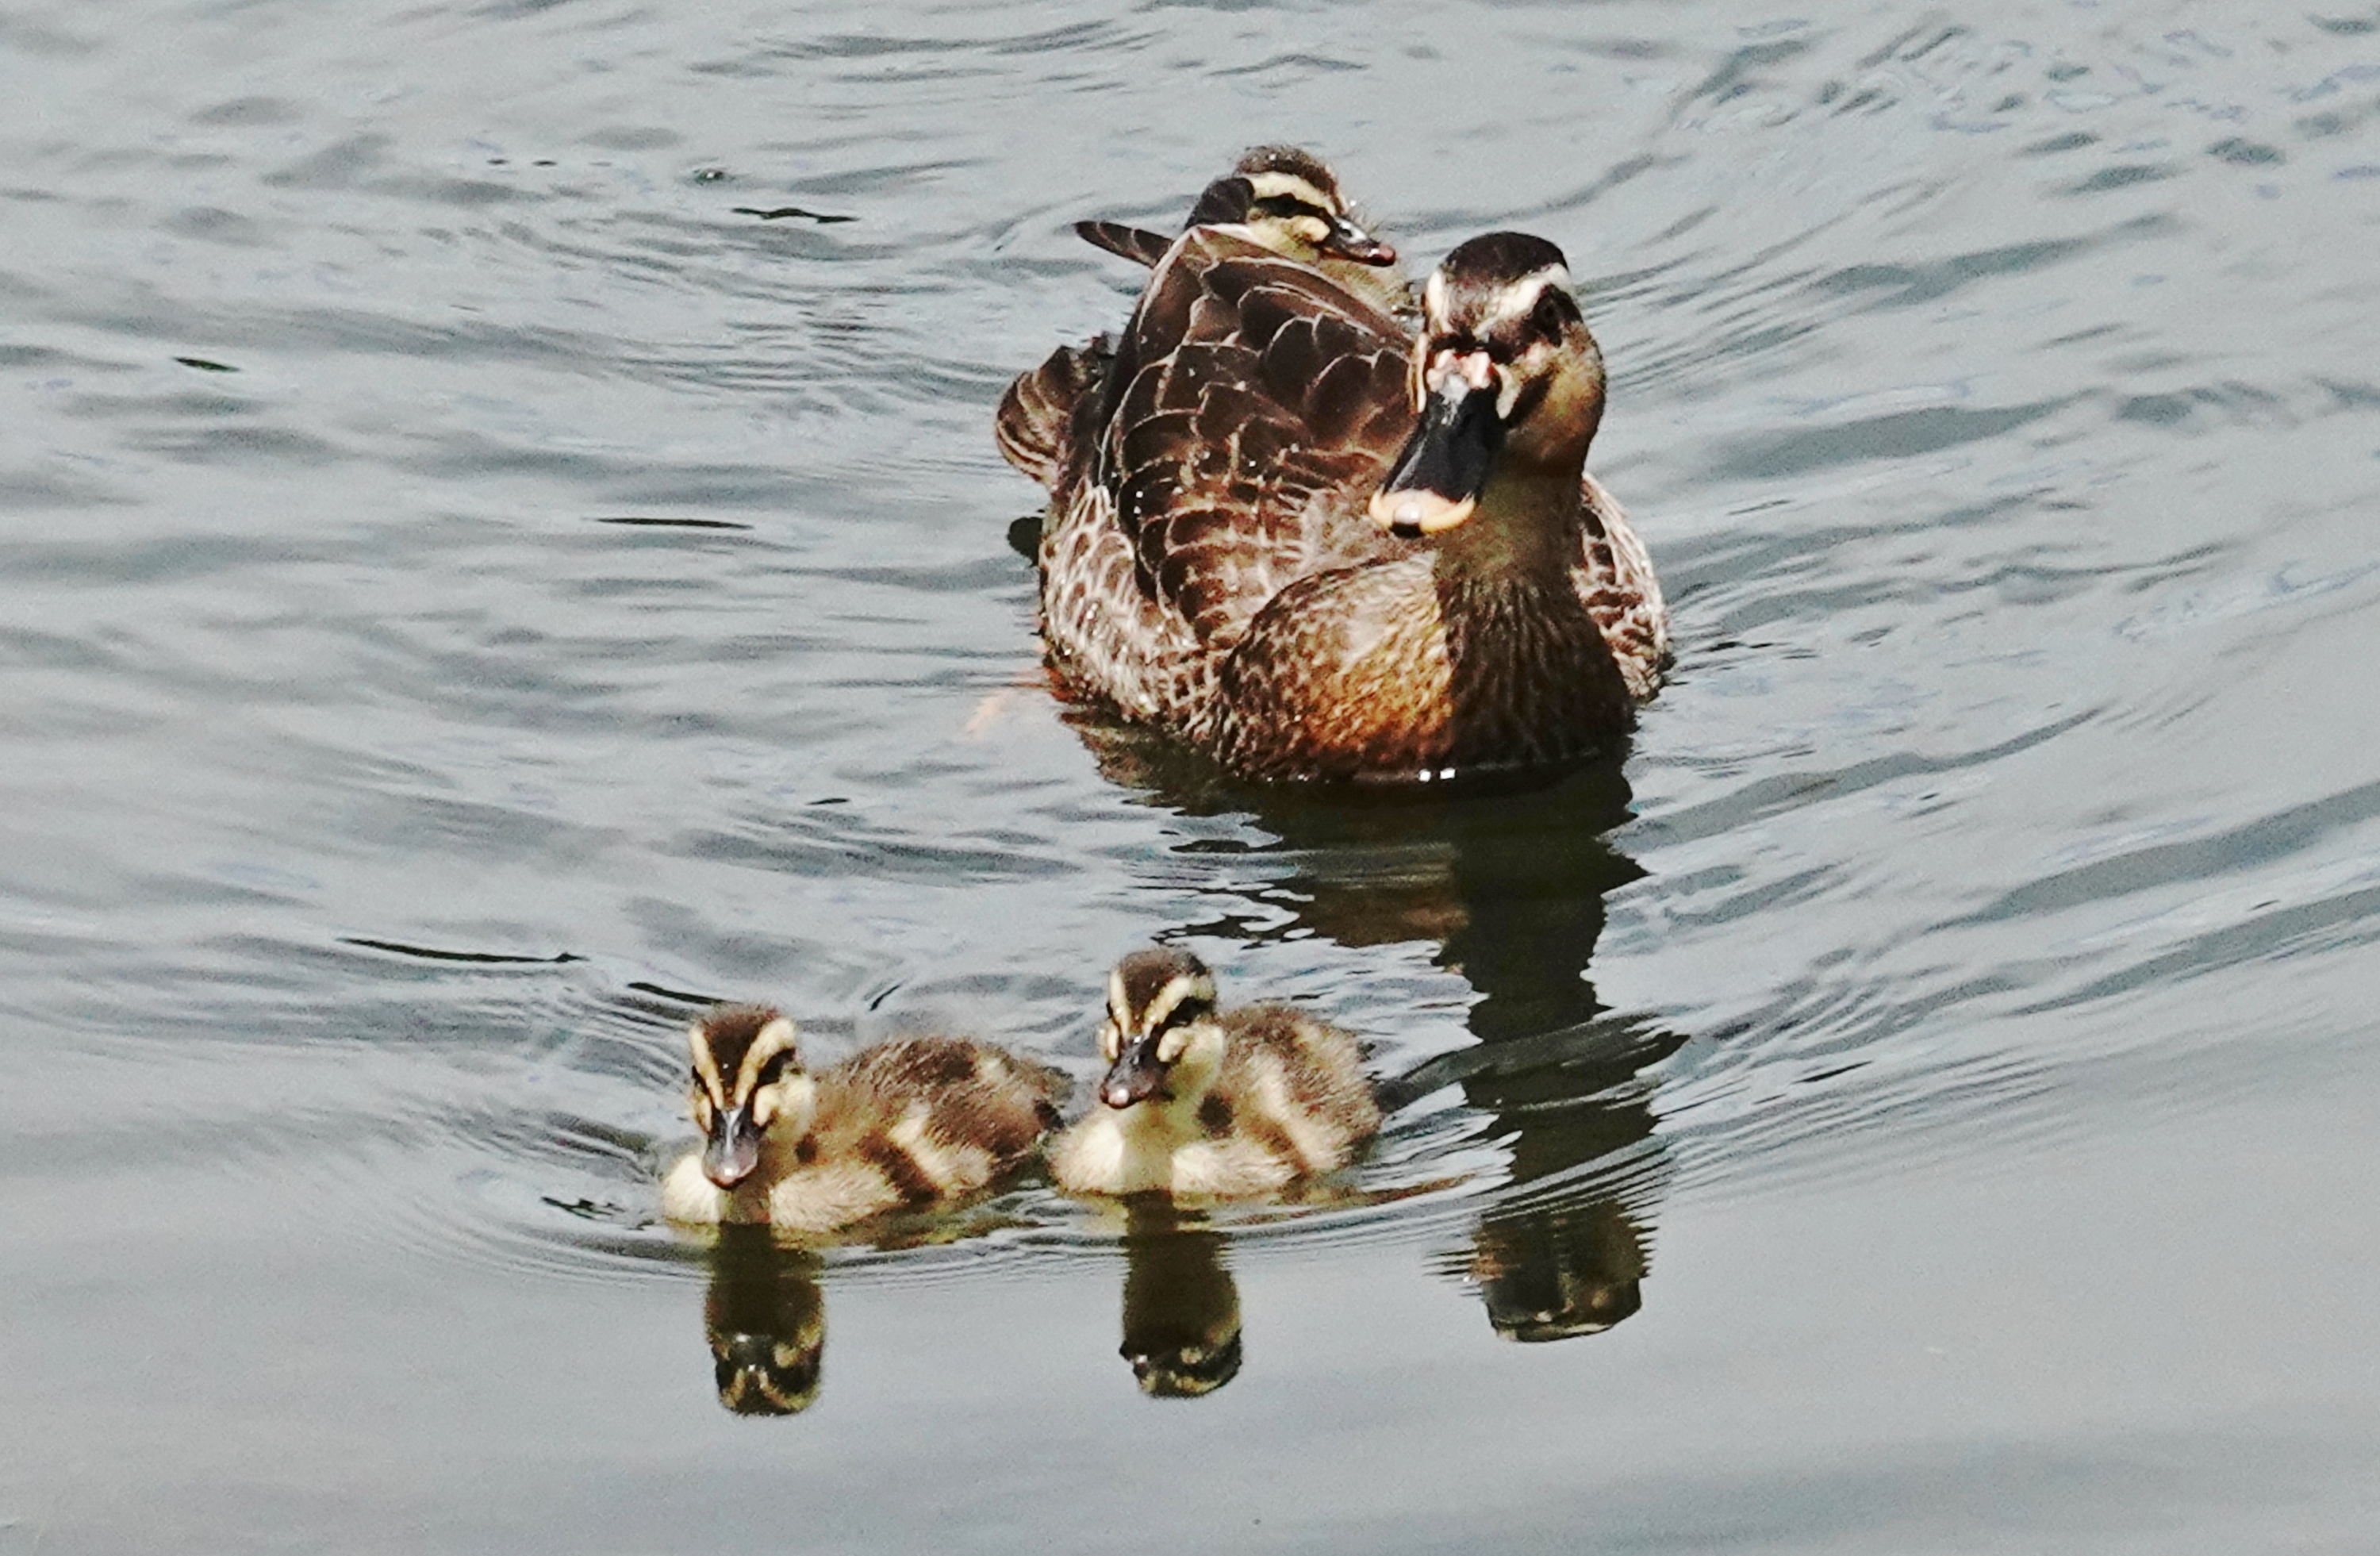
left=701, top=1228, right=827, bottom=1416
left=1117, top=1201, right=1243, bottom=1397
left=1403, top=1012, right=1676, bottom=1341
left=1062, top=724, right=1684, bottom=1343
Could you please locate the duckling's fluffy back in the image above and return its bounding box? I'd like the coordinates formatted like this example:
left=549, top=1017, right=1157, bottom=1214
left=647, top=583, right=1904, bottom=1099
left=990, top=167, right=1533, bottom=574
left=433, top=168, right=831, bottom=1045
left=815, top=1037, right=1070, bottom=1185
left=1207, top=1005, right=1380, bottom=1166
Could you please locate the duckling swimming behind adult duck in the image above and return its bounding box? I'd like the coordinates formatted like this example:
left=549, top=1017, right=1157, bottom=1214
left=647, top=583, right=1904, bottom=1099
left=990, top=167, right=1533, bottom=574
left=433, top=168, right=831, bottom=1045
left=661, top=1005, right=1069, bottom=1233
left=1005, top=222, right=1668, bottom=784
left=1075, top=144, right=1408, bottom=313
left=997, top=146, right=1408, bottom=490
left=1049, top=948, right=1381, bottom=1200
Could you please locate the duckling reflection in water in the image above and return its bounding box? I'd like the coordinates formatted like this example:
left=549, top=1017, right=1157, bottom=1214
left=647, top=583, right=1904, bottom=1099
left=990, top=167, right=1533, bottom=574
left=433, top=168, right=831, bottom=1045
left=1049, top=948, right=1381, bottom=1199
left=704, top=1229, right=826, bottom=1416
left=661, top=1005, right=1069, bottom=1232
left=1117, top=1203, right=1243, bottom=1397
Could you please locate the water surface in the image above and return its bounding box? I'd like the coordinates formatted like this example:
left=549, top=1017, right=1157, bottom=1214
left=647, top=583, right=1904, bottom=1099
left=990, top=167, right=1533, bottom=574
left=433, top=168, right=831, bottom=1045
left=5, top=0, right=2379, bottom=1550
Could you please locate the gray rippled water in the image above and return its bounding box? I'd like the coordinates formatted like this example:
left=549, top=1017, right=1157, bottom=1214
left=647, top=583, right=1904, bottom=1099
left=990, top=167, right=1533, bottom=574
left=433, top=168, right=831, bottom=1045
left=5, top=0, right=2378, bottom=1550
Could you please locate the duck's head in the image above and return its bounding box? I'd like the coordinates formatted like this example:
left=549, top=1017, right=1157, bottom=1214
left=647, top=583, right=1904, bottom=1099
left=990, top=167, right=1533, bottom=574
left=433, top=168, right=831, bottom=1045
left=1187, top=144, right=1397, bottom=270
left=686, top=1005, right=817, bottom=1189
left=1370, top=232, right=1606, bottom=540
left=1096, top=947, right=1224, bottom=1109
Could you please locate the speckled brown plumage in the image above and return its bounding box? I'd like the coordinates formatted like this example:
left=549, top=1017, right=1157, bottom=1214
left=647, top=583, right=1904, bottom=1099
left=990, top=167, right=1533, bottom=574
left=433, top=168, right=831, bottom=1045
left=999, top=147, right=1407, bottom=506
left=999, top=217, right=1668, bottom=784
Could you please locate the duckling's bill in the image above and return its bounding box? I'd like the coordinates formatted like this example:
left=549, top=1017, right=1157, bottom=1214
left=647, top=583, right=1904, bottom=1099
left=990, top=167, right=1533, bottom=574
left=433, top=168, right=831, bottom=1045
left=1318, top=210, right=1395, bottom=266
left=1100, top=1032, right=1174, bottom=1108
left=702, top=1102, right=765, bottom=1187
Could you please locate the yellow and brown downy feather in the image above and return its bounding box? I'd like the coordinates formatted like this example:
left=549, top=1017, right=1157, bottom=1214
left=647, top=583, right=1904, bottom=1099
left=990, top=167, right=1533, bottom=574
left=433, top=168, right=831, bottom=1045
left=998, top=193, right=1668, bottom=783
left=661, top=1005, right=1069, bottom=1233
left=1048, top=947, right=1381, bottom=1200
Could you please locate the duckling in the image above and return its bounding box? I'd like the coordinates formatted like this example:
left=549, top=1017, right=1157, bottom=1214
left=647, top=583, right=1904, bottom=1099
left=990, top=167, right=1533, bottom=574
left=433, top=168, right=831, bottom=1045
left=660, top=1005, right=1069, bottom=1233
left=1049, top=948, right=1380, bottom=1200
left=996, top=146, right=1407, bottom=490
left=1008, top=227, right=1668, bottom=782
left=1076, top=144, right=1410, bottom=317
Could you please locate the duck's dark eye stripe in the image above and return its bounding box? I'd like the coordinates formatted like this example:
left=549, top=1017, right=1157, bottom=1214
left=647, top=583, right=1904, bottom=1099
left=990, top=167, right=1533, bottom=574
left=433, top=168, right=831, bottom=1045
left=754, top=1051, right=793, bottom=1085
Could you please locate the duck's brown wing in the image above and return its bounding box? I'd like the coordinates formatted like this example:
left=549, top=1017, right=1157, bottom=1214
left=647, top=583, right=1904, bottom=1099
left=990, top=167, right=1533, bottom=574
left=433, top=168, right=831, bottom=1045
left=996, top=222, right=1221, bottom=490
left=995, top=336, right=1112, bottom=489
left=1074, top=219, right=1174, bottom=269
left=1095, top=229, right=1418, bottom=650
left=1575, top=471, right=1671, bottom=700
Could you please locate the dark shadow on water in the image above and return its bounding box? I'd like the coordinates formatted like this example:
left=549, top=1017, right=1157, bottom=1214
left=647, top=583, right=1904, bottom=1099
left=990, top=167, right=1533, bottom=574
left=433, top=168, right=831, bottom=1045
left=1064, top=709, right=1687, bottom=1347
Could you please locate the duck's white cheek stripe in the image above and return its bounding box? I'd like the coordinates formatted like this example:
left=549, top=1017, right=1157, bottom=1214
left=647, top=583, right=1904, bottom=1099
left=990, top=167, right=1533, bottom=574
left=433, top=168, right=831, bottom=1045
left=1480, top=264, right=1573, bottom=328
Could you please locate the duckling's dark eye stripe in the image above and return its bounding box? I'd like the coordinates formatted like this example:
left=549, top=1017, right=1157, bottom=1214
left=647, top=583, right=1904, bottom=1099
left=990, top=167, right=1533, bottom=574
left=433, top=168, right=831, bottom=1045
left=1139, top=972, right=1216, bottom=1032
left=1163, top=995, right=1215, bottom=1028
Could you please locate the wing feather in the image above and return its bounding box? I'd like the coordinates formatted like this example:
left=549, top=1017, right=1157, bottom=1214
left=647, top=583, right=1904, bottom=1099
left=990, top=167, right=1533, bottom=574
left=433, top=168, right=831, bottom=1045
left=1081, top=230, right=1419, bottom=645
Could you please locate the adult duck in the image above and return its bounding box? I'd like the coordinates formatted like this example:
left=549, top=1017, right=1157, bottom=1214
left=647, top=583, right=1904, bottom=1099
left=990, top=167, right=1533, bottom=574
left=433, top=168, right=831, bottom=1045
left=999, top=225, right=1667, bottom=785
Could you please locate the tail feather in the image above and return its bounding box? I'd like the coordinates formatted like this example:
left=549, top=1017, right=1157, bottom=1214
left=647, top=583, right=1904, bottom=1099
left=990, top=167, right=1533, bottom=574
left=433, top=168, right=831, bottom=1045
left=1074, top=219, right=1174, bottom=269
left=994, top=339, right=1111, bottom=488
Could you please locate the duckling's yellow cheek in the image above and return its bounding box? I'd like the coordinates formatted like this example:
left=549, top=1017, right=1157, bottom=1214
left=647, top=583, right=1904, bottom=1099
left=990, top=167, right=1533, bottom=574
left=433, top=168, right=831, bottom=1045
left=691, top=1093, right=715, bottom=1131
left=750, top=1089, right=779, bottom=1129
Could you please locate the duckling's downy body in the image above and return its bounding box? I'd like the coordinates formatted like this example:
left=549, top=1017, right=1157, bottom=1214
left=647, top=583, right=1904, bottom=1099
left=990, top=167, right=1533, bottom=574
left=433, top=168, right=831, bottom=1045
left=1050, top=949, right=1380, bottom=1200
left=1001, top=183, right=1668, bottom=782
left=661, top=1006, right=1068, bottom=1233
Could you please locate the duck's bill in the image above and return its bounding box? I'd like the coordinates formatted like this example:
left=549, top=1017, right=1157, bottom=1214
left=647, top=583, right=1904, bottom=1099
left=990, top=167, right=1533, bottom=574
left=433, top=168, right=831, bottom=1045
left=702, top=1104, right=765, bottom=1187
left=1322, top=213, right=1397, bottom=267
left=1100, top=1035, right=1173, bottom=1109
left=1370, top=375, right=1504, bottom=537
